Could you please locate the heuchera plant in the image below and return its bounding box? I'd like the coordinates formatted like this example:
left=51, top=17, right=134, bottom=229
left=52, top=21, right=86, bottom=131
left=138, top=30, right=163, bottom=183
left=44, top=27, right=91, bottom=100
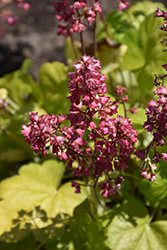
left=22, top=55, right=138, bottom=197
left=1, top=0, right=167, bottom=249
left=21, top=0, right=167, bottom=198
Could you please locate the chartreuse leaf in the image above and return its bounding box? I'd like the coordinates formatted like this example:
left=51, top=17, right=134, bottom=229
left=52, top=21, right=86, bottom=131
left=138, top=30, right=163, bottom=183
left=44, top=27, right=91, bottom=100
left=106, top=198, right=167, bottom=250
left=0, top=88, right=8, bottom=99
left=0, top=160, right=87, bottom=242
left=37, top=61, right=70, bottom=114
left=139, top=160, right=167, bottom=207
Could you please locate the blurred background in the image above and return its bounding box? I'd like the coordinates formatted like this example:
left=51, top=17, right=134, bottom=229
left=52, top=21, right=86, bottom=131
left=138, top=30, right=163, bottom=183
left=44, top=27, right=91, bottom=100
left=0, top=0, right=167, bottom=79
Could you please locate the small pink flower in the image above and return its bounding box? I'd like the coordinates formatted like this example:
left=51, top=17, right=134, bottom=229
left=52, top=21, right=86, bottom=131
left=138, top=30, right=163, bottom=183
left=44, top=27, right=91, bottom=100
left=7, top=16, right=19, bottom=26
left=162, top=63, right=167, bottom=71
left=154, top=8, right=164, bottom=17
left=115, top=85, right=127, bottom=96
left=130, top=107, right=138, bottom=114
left=21, top=125, right=31, bottom=137
left=160, top=153, right=167, bottom=162
left=71, top=181, right=81, bottom=193
left=118, top=1, right=129, bottom=11
left=17, top=3, right=31, bottom=10
left=89, top=121, right=97, bottom=130
left=92, top=2, right=102, bottom=13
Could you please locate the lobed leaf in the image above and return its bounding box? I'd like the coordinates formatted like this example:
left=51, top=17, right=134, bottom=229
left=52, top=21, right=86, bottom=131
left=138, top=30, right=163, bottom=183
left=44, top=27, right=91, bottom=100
left=0, top=160, right=87, bottom=242
left=139, top=161, right=167, bottom=207
left=106, top=198, right=167, bottom=250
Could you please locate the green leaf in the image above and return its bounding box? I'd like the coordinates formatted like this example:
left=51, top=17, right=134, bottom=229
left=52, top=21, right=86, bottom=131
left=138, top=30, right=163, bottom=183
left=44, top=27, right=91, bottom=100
left=0, top=150, right=28, bottom=162
left=32, top=212, right=71, bottom=244
left=128, top=107, right=146, bottom=128
left=139, top=173, right=167, bottom=207
left=98, top=2, right=167, bottom=104
left=97, top=10, right=130, bottom=42
left=121, top=28, right=145, bottom=70
left=121, top=14, right=167, bottom=93
left=106, top=197, right=167, bottom=250
left=98, top=1, right=166, bottom=42
left=122, top=1, right=166, bottom=30
left=139, top=161, right=167, bottom=207
left=0, top=203, right=30, bottom=242
left=19, top=58, right=33, bottom=72
left=0, top=160, right=87, bottom=242
left=37, top=61, right=70, bottom=114
left=0, top=59, right=34, bottom=107
left=71, top=214, right=110, bottom=250
left=97, top=44, right=127, bottom=68
left=0, top=233, right=37, bottom=250
left=44, top=227, right=73, bottom=250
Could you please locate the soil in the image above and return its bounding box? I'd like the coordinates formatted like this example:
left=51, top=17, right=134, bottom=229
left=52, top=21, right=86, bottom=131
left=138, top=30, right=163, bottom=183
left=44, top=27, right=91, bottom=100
left=0, top=0, right=167, bottom=79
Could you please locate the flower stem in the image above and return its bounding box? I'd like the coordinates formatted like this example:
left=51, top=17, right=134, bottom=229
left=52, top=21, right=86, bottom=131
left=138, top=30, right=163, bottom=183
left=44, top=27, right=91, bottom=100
left=122, top=99, right=127, bottom=118
left=93, top=17, right=97, bottom=57
left=69, top=33, right=79, bottom=60
left=94, top=170, right=106, bottom=209
left=92, top=0, right=97, bottom=57
left=122, top=172, right=141, bottom=181
left=100, top=11, right=111, bottom=39
left=80, top=31, right=85, bottom=54
left=35, top=243, right=43, bottom=250
left=141, top=140, right=154, bottom=170
left=6, top=97, right=19, bottom=111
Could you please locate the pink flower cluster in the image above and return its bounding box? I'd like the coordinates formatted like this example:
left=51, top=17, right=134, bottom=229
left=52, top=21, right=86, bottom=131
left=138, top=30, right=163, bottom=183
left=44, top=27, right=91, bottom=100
left=135, top=76, right=167, bottom=181
left=22, top=55, right=138, bottom=197
left=114, top=85, right=138, bottom=115
left=154, top=8, right=167, bottom=57
left=134, top=8, right=167, bottom=181
left=0, top=0, right=30, bottom=36
left=52, top=0, right=102, bottom=36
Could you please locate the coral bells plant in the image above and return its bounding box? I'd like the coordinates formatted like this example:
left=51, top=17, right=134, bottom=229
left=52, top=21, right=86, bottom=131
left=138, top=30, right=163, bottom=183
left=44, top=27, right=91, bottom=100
left=22, top=2, right=167, bottom=198
left=22, top=55, right=138, bottom=197
left=2, top=1, right=167, bottom=249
